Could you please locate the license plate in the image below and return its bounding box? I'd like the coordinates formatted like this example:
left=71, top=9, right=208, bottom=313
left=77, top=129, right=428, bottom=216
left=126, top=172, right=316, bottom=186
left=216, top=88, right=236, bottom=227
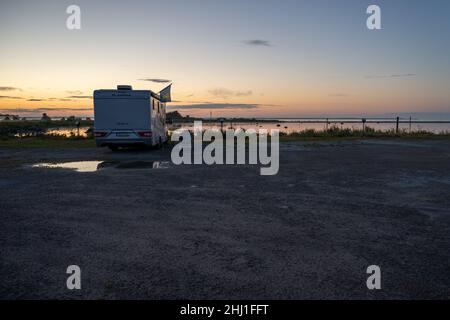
left=116, top=133, right=129, bottom=137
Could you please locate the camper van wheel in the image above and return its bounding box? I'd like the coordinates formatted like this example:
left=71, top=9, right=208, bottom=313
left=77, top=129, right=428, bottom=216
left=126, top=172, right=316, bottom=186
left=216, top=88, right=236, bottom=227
left=154, top=137, right=163, bottom=149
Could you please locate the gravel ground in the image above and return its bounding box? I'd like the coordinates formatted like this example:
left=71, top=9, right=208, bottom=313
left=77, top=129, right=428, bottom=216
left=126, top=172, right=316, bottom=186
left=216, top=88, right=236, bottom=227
left=0, top=139, right=450, bottom=299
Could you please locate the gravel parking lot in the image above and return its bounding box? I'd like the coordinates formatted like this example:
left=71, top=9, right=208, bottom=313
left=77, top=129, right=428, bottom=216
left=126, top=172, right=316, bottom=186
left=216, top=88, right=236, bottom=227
left=1, top=139, right=450, bottom=299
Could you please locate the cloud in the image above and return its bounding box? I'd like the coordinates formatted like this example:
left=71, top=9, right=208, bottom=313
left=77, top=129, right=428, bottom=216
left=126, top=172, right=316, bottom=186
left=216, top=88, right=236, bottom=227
left=208, top=88, right=233, bottom=98
left=27, top=99, right=44, bottom=101
left=208, top=88, right=253, bottom=99
left=171, top=99, right=214, bottom=104
left=235, top=90, right=253, bottom=97
left=37, top=107, right=92, bottom=111
left=0, top=87, right=21, bottom=91
left=168, top=103, right=260, bottom=110
left=0, top=107, right=93, bottom=114
left=328, top=93, right=349, bottom=97
left=139, top=78, right=172, bottom=83
left=243, top=39, right=272, bottom=47
left=66, top=95, right=92, bottom=99
left=48, top=97, right=73, bottom=101
left=0, top=95, right=23, bottom=99
left=65, top=90, right=83, bottom=95
left=365, top=73, right=416, bottom=79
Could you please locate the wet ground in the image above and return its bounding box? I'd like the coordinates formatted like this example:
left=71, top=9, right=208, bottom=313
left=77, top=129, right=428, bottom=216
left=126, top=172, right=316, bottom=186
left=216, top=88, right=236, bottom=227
left=0, top=139, right=450, bottom=299
left=31, top=160, right=171, bottom=172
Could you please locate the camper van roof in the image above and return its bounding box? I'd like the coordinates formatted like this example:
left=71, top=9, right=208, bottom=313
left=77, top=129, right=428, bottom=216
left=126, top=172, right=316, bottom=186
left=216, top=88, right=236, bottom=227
left=117, top=85, right=132, bottom=90
left=93, top=87, right=162, bottom=101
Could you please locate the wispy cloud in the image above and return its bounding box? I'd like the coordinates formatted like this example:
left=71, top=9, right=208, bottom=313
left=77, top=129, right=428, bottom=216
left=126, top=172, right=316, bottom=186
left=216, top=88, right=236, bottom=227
left=208, top=88, right=253, bottom=99
left=0, top=95, right=23, bottom=99
left=0, top=107, right=93, bottom=114
left=168, top=103, right=260, bottom=110
left=243, top=39, right=272, bottom=47
left=235, top=90, right=253, bottom=97
left=139, top=78, right=172, bottom=83
left=0, top=86, right=21, bottom=91
left=27, top=98, right=44, bottom=101
left=48, top=98, right=73, bottom=101
left=65, top=90, right=83, bottom=95
left=328, top=93, right=349, bottom=97
left=66, top=95, right=92, bottom=99
left=365, top=73, right=416, bottom=79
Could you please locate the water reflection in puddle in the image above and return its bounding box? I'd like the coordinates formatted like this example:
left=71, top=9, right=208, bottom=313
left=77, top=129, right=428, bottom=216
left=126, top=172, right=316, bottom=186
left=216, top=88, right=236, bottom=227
left=31, top=161, right=170, bottom=172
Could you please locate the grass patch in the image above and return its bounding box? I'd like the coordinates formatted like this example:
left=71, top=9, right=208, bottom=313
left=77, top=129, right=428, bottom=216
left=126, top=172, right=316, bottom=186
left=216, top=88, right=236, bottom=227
left=1, top=125, right=449, bottom=149
left=0, top=119, right=94, bottom=136
left=279, top=126, right=450, bottom=141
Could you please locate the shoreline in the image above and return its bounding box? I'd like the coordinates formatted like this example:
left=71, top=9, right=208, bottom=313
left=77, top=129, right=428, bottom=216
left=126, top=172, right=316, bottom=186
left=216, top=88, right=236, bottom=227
left=1, top=134, right=450, bottom=149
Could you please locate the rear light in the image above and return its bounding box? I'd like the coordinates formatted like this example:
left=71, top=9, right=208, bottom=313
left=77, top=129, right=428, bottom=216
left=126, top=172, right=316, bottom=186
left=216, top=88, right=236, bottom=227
left=137, top=131, right=152, bottom=138
left=94, top=131, right=108, bottom=138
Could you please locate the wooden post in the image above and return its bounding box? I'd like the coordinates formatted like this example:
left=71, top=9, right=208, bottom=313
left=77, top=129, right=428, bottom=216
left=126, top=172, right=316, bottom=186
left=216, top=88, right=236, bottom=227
left=409, top=116, right=412, bottom=134
left=396, top=116, right=399, bottom=134
left=362, top=118, right=366, bottom=136
left=75, top=120, right=80, bottom=137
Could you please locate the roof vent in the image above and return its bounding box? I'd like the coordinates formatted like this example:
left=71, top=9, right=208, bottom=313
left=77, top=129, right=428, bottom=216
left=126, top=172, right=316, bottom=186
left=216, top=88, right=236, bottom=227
left=117, top=85, right=132, bottom=90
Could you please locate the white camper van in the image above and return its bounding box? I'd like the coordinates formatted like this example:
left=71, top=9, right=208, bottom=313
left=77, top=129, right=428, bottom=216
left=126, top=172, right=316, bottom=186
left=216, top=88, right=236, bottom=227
left=93, top=85, right=168, bottom=150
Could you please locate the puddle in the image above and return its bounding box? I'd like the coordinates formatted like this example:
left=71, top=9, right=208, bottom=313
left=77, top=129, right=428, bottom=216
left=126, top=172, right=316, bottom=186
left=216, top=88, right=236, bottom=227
left=31, top=161, right=170, bottom=172
left=98, top=161, right=170, bottom=170
left=32, top=161, right=102, bottom=172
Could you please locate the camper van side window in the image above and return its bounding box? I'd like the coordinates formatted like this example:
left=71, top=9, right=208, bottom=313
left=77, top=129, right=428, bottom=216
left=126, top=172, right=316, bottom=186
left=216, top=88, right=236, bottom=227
left=152, top=100, right=155, bottom=110
left=157, top=101, right=160, bottom=113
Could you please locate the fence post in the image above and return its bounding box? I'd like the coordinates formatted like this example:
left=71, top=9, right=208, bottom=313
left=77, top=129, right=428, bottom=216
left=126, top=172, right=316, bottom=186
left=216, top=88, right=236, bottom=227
left=396, top=116, right=399, bottom=134
left=75, top=120, right=80, bottom=137
left=362, top=118, right=366, bottom=136
left=409, top=116, right=412, bottom=134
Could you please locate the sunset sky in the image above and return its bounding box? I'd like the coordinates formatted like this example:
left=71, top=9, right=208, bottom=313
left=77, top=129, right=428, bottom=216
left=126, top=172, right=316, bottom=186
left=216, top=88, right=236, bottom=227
left=1, top=0, right=450, bottom=118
